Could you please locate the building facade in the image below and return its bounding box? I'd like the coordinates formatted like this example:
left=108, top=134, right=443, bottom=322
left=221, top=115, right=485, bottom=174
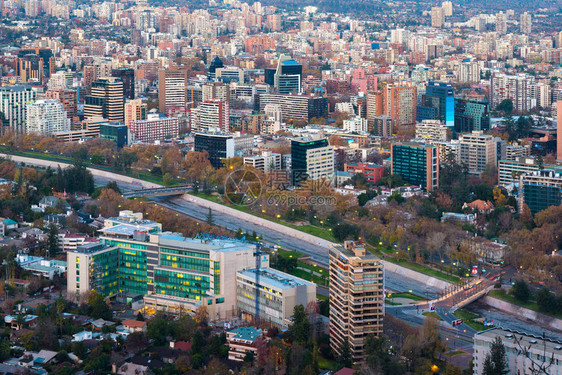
left=459, top=131, right=498, bottom=176
left=391, top=142, right=439, bottom=191
left=26, top=99, right=71, bottom=135
left=194, top=132, right=235, bottom=168
left=520, top=169, right=562, bottom=214
left=291, top=137, right=334, bottom=186
left=415, top=119, right=449, bottom=142
left=129, top=113, right=179, bottom=143
left=454, top=96, right=490, bottom=134
left=84, top=77, right=124, bottom=122
left=0, top=85, right=38, bottom=132
left=329, top=242, right=384, bottom=363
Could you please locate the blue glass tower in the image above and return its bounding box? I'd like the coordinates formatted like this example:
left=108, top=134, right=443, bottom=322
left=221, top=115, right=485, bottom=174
left=417, top=81, right=455, bottom=130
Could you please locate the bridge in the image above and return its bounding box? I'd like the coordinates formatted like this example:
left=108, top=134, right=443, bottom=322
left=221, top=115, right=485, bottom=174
left=122, top=185, right=192, bottom=198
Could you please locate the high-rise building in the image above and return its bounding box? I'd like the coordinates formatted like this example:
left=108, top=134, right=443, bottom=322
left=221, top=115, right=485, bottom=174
left=383, top=82, right=417, bottom=129
left=431, top=6, right=444, bottom=28
left=48, top=71, right=73, bottom=90
left=243, top=151, right=282, bottom=173
left=83, top=65, right=98, bottom=95
left=273, top=55, right=302, bottom=94
left=124, top=99, right=147, bottom=126
left=0, top=85, right=38, bottom=132
left=343, top=116, right=368, bottom=133
left=498, top=157, right=556, bottom=188
left=17, top=48, right=52, bottom=78
left=158, top=65, right=188, bottom=113
left=372, top=115, right=393, bottom=137
left=111, top=68, right=135, bottom=100
left=556, top=99, right=562, bottom=161
left=257, top=94, right=328, bottom=121
left=84, top=77, right=124, bottom=121
left=442, top=1, right=452, bottom=16
left=454, top=95, right=490, bottom=134
left=18, top=54, right=44, bottom=82
left=26, top=99, right=71, bottom=135
left=519, top=12, right=531, bottom=34
left=291, top=137, right=334, bottom=186
left=459, top=131, right=497, bottom=175
left=558, top=100, right=562, bottom=161
left=67, top=211, right=263, bottom=318
left=194, top=132, right=235, bottom=168
left=196, top=99, right=230, bottom=133
left=391, top=142, right=439, bottom=191
left=495, top=12, right=507, bottom=35
left=491, top=74, right=533, bottom=113
left=207, top=56, right=224, bottom=81
left=202, top=82, right=231, bottom=102
left=329, top=241, right=384, bottom=363
left=129, top=113, right=179, bottom=143
left=458, top=61, right=480, bottom=83
left=366, top=90, right=384, bottom=128
left=520, top=169, right=562, bottom=214
left=415, top=119, right=449, bottom=141
left=45, top=89, right=77, bottom=122
left=557, top=31, right=562, bottom=48
left=417, top=81, right=455, bottom=129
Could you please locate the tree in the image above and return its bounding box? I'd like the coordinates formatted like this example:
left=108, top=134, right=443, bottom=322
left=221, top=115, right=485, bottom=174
left=483, top=337, right=508, bottom=375
left=512, top=279, right=530, bottom=303
left=87, top=291, right=112, bottom=320
left=287, top=304, right=311, bottom=345
left=46, top=223, right=59, bottom=257
left=136, top=312, right=144, bottom=321
left=496, top=99, right=513, bottom=114
left=536, top=287, right=557, bottom=314
left=206, top=208, right=215, bottom=226
left=337, top=338, right=352, bottom=368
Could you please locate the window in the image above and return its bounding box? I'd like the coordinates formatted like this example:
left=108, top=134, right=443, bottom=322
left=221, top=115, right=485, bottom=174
left=76, top=277, right=80, bottom=282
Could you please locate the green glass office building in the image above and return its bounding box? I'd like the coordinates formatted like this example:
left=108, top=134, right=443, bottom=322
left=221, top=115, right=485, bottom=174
left=391, top=142, right=439, bottom=191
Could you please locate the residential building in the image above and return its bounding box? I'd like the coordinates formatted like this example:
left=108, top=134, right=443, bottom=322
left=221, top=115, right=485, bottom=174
left=236, top=267, right=316, bottom=329
left=458, top=61, right=480, bottom=83
left=372, top=115, right=393, bottom=137
left=498, top=157, right=554, bottom=188
left=67, top=211, right=265, bottom=318
left=383, top=82, right=417, bottom=129
left=505, top=143, right=530, bottom=161
left=366, top=90, right=384, bottom=128
left=84, top=77, right=125, bottom=122
left=257, top=94, right=328, bottom=121
left=243, top=151, right=281, bottom=172
left=26, top=99, right=71, bottom=135
left=124, top=99, right=147, bottom=126
left=431, top=6, right=444, bottom=28
left=391, top=142, right=439, bottom=191
left=291, top=137, right=335, bottom=186
left=491, top=74, right=533, bottom=113
left=558, top=100, right=562, bottom=161
left=47, top=71, right=73, bottom=90
left=520, top=169, right=562, bottom=214
left=344, top=162, right=385, bottom=184
left=442, top=1, right=452, bottom=16
left=520, top=12, right=531, bottom=34
left=129, top=113, right=179, bottom=143
left=343, top=116, right=368, bottom=133
left=158, top=65, right=188, bottom=113
left=196, top=99, right=230, bottom=133
left=495, top=12, right=507, bottom=35
left=202, top=82, right=231, bottom=102
left=45, top=89, right=77, bottom=125
left=111, top=68, right=135, bottom=100
left=194, top=132, right=235, bottom=168
left=415, top=119, right=449, bottom=142
left=454, top=95, right=490, bottom=134
left=0, top=85, right=38, bottom=132
left=227, top=327, right=263, bottom=362
left=122, top=319, right=147, bottom=334
left=459, top=131, right=498, bottom=175
left=329, top=241, right=384, bottom=363
left=216, top=66, right=245, bottom=84
left=473, top=329, right=562, bottom=375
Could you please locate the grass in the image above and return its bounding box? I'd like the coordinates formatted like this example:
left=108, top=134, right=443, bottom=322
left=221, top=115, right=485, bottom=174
left=386, top=258, right=461, bottom=283
left=272, top=249, right=329, bottom=286
left=388, top=292, right=426, bottom=301
left=317, top=356, right=338, bottom=370
left=317, top=294, right=328, bottom=301
left=385, top=300, right=402, bottom=306
left=487, top=289, right=562, bottom=319
left=453, top=309, right=489, bottom=332
left=422, top=312, right=443, bottom=321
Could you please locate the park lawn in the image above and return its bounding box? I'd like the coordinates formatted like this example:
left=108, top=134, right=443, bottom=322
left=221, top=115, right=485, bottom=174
left=290, top=268, right=328, bottom=286
left=388, top=292, right=426, bottom=301
left=453, top=309, right=488, bottom=331
left=422, top=312, right=443, bottom=321
left=277, top=249, right=306, bottom=258
left=390, top=258, right=461, bottom=283
left=317, top=356, right=338, bottom=370
left=317, top=294, right=328, bottom=301
left=385, top=300, right=402, bottom=306
left=488, top=289, right=562, bottom=319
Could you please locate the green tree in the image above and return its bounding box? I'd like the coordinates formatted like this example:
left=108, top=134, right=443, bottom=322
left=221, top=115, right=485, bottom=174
left=136, top=312, right=144, bottom=321
left=483, top=336, right=508, bottom=375
left=147, top=316, right=169, bottom=345
left=46, top=223, right=59, bottom=257
left=337, top=338, right=352, bottom=368
left=87, top=291, right=112, bottom=320
left=536, top=287, right=557, bottom=314
left=512, top=279, right=530, bottom=303
left=287, top=304, right=311, bottom=345
left=496, top=99, right=513, bottom=114
left=206, top=208, right=215, bottom=226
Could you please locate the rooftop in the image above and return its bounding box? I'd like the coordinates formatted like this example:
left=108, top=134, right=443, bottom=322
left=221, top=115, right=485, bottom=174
left=238, top=267, right=314, bottom=289
left=229, top=326, right=262, bottom=342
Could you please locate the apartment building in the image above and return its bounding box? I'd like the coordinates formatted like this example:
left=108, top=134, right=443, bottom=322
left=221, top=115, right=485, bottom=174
left=158, top=65, right=188, bottom=113
left=459, top=131, right=498, bottom=175
left=498, top=156, right=556, bottom=188
left=26, top=99, right=71, bottom=135
left=243, top=151, right=282, bottom=172
left=124, top=99, right=147, bottom=126
left=129, top=113, right=179, bottom=143
left=415, top=119, right=449, bottom=142
left=0, top=85, right=38, bottom=132
left=257, top=94, right=328, bottom=121
left=383, top=82, right=417, bottom=128
left=329, top=242, right=384, bottom=363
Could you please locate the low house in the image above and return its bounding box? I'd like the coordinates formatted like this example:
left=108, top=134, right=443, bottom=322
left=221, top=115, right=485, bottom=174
left=4, top=314, right=38, bottom=330
left=72, top=331, right=93, bottom=342
left=227, top=326, right=264, bottom=362
left=17, top=298, right=56, bottom=314
left=0, top=218, right=18, bottom=236
left=462, top=199, right=494, bottom=214
left=37, top=196, right=71, bottom=212
left=122, top=319, right=147, bottom=334
left=114, top=363, right=151, bottom=375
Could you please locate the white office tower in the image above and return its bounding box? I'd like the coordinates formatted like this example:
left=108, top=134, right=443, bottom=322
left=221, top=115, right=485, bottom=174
left=26, top=99, right=71, bottom=135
